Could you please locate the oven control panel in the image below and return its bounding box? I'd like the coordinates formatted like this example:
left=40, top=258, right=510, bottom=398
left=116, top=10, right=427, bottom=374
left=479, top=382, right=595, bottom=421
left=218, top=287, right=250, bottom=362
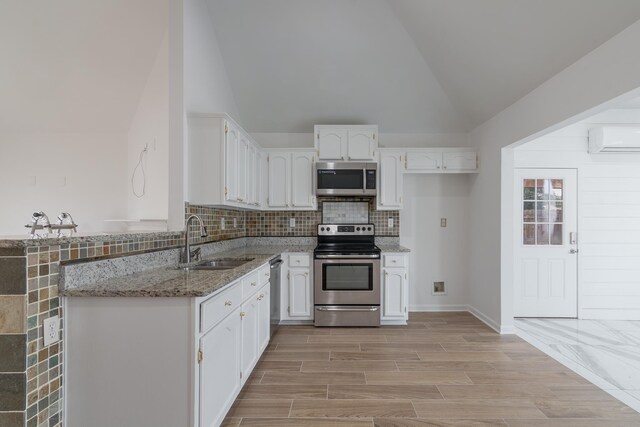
left=318, top=224, right=375, bottom=236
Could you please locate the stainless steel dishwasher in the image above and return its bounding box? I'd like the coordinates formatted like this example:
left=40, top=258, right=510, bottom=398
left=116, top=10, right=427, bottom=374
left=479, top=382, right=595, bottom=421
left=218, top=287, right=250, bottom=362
left=269, top=256, right=283, bottom=337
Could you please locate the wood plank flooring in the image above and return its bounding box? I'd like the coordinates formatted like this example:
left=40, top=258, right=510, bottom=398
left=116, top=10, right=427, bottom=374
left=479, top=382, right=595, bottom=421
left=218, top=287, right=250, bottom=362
left=223, top=312, right=640, bottom=426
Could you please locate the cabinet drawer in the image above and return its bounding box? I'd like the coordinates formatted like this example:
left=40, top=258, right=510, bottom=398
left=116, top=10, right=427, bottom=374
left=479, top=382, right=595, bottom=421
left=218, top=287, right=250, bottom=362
left=289, top=254, right=310, bottom=267
left=201, top=283, right=242, bottom=332
left=260, top=264, right=270, bottom=286
left=384, top=255, right=405, bottom=268
left=242, top=271, right=261, bottom=299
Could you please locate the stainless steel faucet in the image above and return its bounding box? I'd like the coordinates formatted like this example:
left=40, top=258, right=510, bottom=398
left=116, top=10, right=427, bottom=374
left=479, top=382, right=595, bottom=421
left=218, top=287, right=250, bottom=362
left=183, top=215, right=208, bottom=264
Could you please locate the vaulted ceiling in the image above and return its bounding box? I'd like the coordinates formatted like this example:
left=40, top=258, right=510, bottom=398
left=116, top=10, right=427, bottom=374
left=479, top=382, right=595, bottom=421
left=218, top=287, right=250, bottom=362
left=208, top=0, right=640, bottom=133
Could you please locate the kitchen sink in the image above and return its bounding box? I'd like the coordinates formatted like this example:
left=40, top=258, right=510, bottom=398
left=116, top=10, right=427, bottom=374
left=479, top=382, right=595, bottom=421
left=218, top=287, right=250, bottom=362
left=173, top=257, right=254, bottom=272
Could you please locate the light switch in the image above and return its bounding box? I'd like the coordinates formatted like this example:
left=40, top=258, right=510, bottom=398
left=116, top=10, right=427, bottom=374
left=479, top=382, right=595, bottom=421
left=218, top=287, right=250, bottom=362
left=289, top=218, right=296, bottom=228
left=233, top=218, right=237, bottom=228
left=441, top=218, right=447, bottom=227
left=388, top=218, right=394, bottom=228
left=221, top=218, right=225, bottom=230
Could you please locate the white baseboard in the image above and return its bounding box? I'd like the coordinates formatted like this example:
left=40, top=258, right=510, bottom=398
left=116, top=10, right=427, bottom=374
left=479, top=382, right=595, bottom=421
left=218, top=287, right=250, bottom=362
left=409, top=304, right=469, bottom=312
left=466, top=305, right=512, bottom=334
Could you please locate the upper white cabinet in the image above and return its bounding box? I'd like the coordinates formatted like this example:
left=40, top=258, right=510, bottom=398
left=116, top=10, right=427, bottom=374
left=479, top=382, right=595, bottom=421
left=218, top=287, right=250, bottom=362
left=188, top=114, right=264, bottom=210
left=377, top=150, right=403, bottom=210
left=267, top=149, right=316, bottom=210
left=405, top=148, right=478, bottom=173
left=315, top=125, right=378, bottom=161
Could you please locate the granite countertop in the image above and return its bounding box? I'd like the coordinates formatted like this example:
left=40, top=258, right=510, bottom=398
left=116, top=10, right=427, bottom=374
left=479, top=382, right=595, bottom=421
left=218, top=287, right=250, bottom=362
left=0, top=231, right=180, bottom=247
left=61, top=245, right=314, bottom=298
left=378, top=244, right=411, bottom=253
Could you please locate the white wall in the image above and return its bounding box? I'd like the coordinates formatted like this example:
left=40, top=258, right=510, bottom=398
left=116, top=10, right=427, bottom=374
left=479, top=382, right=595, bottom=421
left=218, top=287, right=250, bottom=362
left=467, top=19, right=640, bottom=332
left=183, top=0, right=240, bottom=121
left=514, top=119, right=640, bottom=320
left=0, top=132, right=127, bottom=235
left=401, top=174, right=471, bottom=311
left=127, top=33, right=170, bottom=223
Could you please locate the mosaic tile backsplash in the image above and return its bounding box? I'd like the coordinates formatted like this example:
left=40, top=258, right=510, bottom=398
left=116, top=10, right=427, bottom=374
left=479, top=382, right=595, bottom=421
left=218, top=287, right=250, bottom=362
left=0, top=200, right=398, bottom=426
left=323, top=202, right=369, bottom=224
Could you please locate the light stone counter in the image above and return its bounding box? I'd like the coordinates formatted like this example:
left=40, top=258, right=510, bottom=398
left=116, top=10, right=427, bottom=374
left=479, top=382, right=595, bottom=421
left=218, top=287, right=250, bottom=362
left=61, top=245, right=314, bottom=298
left=378, top=244, right=411, bottom=253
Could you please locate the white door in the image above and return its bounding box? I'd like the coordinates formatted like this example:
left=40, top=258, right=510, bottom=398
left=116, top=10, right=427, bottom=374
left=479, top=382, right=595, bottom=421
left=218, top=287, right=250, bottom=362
left=443, top=151, right=476, bottom=171
left=514, top=169, right=578, bottom=317
left=291, top=151, right=314, bottom=208
left=247, top=144, right=257, bottom=205
left=240, top=300, right=259, bottom=382
left=382, top=269, right=406, bottom=319
left=347, top=130, right=375, bottom=160
left=317, top=129, right=346, bottom=160
left=257, top=284, right=270, bottom=353
left=199, top=308, right=241, bottom=427
left=258, top=151, right=269, bottom=208
left=224, top=122, right=239, bottom=202
left=289, top=268, right=312, bottom=317
left=237, top=135, right=248, bottom=203
left=406, top=151, right=441, bottom=171
left=378, top=151, right=403, bottom=210
left=268, top=152, right=289, bottom=208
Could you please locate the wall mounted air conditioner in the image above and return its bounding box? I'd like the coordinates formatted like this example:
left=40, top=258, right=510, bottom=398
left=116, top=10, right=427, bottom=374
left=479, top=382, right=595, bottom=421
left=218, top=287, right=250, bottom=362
left=588, top=125, right=640, bottom=153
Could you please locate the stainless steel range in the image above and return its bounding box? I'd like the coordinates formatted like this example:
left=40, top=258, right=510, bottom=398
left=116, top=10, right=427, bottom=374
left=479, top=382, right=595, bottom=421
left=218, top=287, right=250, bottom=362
left=314, top=223, right=381, bottom=327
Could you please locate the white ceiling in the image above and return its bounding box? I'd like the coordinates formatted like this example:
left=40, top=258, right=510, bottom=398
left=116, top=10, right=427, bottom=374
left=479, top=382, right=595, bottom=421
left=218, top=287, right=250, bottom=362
left=0, top=0, right=166, bottom=132
left=208, top=0, right=640, bottom=133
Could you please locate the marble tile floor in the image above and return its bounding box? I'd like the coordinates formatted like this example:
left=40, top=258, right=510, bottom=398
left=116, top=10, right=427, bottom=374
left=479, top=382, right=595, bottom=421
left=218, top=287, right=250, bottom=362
left=516, top=318, right=640, bottom=413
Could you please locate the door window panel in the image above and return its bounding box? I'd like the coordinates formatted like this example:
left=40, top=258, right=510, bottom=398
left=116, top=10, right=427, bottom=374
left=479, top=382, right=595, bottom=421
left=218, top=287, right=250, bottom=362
left=523, top=178, right=563, bottom=245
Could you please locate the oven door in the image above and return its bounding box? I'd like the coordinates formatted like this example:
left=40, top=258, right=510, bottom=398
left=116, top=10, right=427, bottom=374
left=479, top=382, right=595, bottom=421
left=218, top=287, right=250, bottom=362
left=314, top=258, right=380, bottom=305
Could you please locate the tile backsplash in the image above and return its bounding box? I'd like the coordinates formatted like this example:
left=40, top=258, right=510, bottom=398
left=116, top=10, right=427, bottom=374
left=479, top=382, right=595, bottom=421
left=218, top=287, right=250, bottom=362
left=322, top=202, right=369, bottom=224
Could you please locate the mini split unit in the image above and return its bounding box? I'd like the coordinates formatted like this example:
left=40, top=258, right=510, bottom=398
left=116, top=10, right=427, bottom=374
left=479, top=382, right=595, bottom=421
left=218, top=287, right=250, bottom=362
left=588, top=125, right=640, bottom=153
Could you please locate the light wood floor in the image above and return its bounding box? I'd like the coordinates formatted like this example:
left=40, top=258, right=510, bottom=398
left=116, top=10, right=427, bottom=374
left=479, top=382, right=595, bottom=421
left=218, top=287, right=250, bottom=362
left=222, top=312, right=640, bottom=426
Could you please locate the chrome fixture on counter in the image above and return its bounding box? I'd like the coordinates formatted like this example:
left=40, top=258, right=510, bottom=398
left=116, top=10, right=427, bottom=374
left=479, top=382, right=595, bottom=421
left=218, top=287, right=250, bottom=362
left=25, top=211, right=51, bottom=237
left=25, top=211, right=79, bottom=238
left=182, top=215, right=208, bottom=263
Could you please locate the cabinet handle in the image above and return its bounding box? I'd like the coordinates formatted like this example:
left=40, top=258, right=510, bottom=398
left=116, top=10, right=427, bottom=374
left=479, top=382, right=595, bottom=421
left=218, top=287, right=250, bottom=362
left=224, top=300, right=232, bottom=306
left=305, top=272, right=308, bottom=276
left=392, top=260, right=397, bottom=263
left=240, top=312, right=246, bottom=318
left=385, top=271, right=388, bottom=276
left=251, top=282, right=257, bottom=287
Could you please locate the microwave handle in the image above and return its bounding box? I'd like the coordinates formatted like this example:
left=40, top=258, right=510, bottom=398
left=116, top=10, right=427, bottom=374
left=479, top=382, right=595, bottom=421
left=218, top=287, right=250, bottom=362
left=362, top=168, right=366, bottom=194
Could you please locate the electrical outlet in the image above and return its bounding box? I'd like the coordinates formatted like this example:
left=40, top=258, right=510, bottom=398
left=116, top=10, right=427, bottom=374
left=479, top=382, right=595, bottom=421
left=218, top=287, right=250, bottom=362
left=43, top=315, right=60, bottom=346
left=221, top=218, right=225, bottom=230
left=388, top=218, right=394, bottom=228
left=440, top=218, right=447, bottom=227
left=289, top=218, right=296, bottom=228
left=233, top=218, right=237, bottom=228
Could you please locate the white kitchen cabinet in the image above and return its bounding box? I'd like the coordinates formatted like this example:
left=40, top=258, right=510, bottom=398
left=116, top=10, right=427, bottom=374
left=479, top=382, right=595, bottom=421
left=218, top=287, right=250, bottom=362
left=267, top=151, right=289, bottom=208
left=315, top=125, right=378, bottom=161
left=267, top=149, right=316, bottom=210
left=188, top=114, right=264, bottom=210
left=199, top=307, right=242, bottom=427
left=281, top=253, right=313, bottom=321
left=405, top=148, right=478, bottom=173
left=258, top=150, right=269, bottom=208
left=257, top=284, right=270, bottom=353
left=240, top=298, right=259, bottom=382
left=381, top=253, right=409, bottom=325
left=377, top=150, right=403, bottom=210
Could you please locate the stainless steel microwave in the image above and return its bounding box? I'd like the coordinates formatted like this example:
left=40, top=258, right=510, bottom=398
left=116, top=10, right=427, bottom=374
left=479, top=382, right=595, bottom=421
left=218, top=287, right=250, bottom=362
left=315, top=162, right=377, bottom=196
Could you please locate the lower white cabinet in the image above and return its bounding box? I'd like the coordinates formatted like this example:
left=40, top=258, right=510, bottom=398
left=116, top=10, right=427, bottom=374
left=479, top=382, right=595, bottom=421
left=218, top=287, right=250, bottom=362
left=257, top=284, right=270, bottom=352
left=381, top=253, right=409, bottom=325
left=240, top=298, right=259, bottom=380
left=199, top=307, right=242, bottom=427
left=281, top=253, right=314, bottom=321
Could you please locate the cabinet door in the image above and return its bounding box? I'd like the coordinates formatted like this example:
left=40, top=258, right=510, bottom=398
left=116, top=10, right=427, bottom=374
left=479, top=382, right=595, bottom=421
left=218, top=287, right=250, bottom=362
left=199, top=308, right=241, bottom=427
left=378, top=151, right=403, bottom=210
left=443, top=151, right=477, bottom=171
left=317, top=129, right=347, bottom=160
left=289, top=268, right=312, bottom=318
left=347, top=130, right=375, bottom=160
left=291, top=151, right=315, bottom=208
left=247, top=144, right=257, bottom=205
left=258, top=150, right=269, bottom=208
left=240, top=300, right=259, bottom=382
left=237, top=135, right=249, bottom=203
left=257, top=283, right=271, bottom=353
left=268, top=152, right=290, bottom=208
left=406, top=151, right=442, bottom=171
left=382, top=268, right=406, bottom=319
left=224, top=122, right=239, bottom=202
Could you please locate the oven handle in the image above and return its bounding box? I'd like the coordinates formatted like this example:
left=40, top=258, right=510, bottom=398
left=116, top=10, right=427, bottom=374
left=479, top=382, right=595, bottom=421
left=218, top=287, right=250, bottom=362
left=315, top=254, right=380, bottom=259
left=316, top=306, right=380, bottom=312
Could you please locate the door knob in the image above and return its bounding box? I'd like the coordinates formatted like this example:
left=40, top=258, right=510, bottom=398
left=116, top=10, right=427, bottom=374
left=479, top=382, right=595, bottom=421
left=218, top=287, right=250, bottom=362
left=569, top=249, right=579, bottom=254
